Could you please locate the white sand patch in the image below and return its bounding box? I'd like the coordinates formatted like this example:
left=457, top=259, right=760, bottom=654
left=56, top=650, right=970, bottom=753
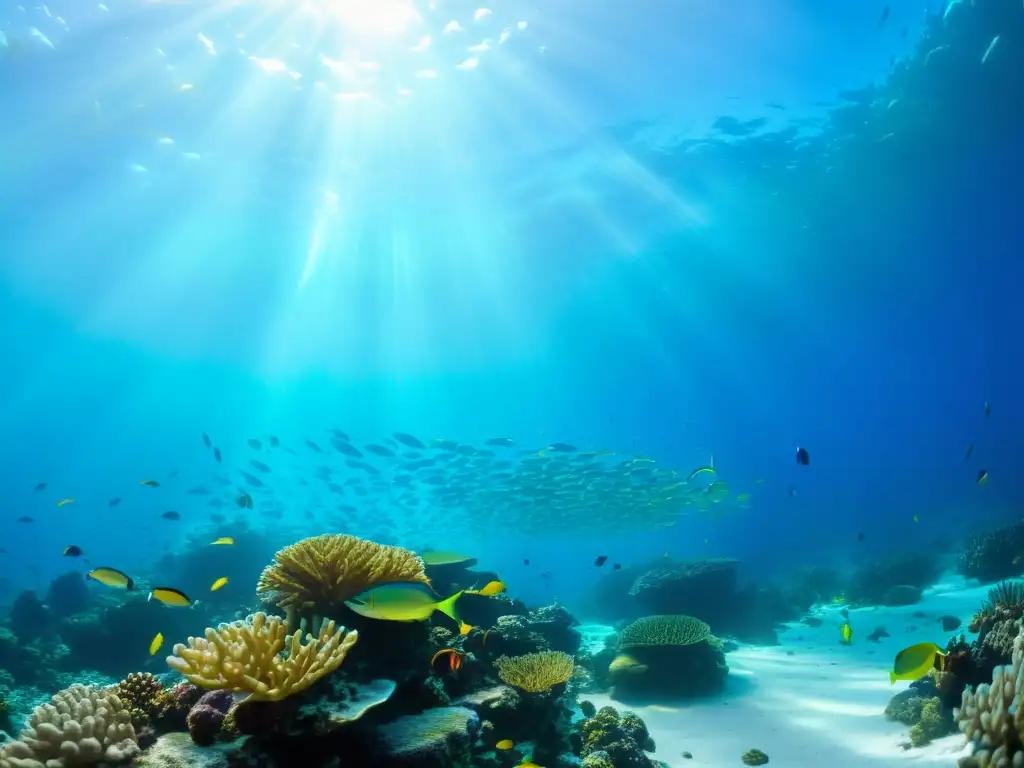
left=584, top=574, right=994, bottom=767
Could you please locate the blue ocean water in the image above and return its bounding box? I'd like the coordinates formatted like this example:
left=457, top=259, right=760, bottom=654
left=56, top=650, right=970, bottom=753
left=0, top=0, right=1021, bottom=622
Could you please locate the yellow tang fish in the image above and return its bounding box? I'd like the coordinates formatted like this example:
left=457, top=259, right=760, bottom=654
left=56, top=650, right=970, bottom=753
left=149, top=632, right=163, bottom=656
left=459, top=622, right=473, bottom=636
left=209, top=537, right=235, bottom=546
left=56, top=498, right=75, bottom=507
left=210, top=577, right=228, bottom=592
left=890, top=642, right=946, bottom=685
left=496, top=739, right=514, bottom=750
left=87, top=567, right=134, bottom=590
left=840, top=622, right=853, bottom=645
left=466, top=580, right=505, bottom=597
left=149, top=587, right=192, bottom=607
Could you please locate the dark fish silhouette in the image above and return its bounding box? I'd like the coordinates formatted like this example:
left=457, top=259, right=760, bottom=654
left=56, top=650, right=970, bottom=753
left=161, top=511, right=181, bottom=521
left=878, top=4, right=889, bottom=27
left=795, top=447, right=810, bottom=466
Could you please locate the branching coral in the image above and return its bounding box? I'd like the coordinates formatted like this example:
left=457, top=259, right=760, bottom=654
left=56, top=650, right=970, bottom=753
left=617, top=615, right=711, bottom=649
left=166, top=612, right=357, bottom=702
left=955, top=624, right=1024, bottom=766
left=494, top=651, right=575, bottom=693
left=256, top=534, right=429, bottom=614
left=0, top=684, right=139, bottom=768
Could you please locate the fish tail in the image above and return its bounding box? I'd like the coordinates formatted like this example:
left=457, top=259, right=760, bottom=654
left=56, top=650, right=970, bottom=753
left=434, top=590, right=465, bottom=625
left=889, top=671, right=897, bottom=685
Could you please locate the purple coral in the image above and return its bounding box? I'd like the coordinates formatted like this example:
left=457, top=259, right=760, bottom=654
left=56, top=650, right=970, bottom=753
left=187, top=704, right=226, bottom=746
left=196, top=689, right=234, bottom=713
left=170, top=682, right=202, bottom=710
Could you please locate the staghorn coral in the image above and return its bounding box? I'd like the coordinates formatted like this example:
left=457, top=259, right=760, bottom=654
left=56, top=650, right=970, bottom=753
left=256, top=534, right=429, bottom=616
left=0, top=684, right=139, bottom=767
left=618, top=615, right=711, bottom=649
left=494, top=651, right=575, bottom=693
left=166, top=612, right=357, bottom=702
left=955, top=624, right=1024, bottom=767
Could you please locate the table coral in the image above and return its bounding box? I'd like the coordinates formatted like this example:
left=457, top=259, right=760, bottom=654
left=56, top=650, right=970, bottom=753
left=166, top=612, right=357, bottom=702
left=0, top=684, right=139, bottom=768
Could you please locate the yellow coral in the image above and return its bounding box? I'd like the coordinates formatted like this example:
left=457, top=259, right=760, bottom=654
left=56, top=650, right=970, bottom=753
left=494, top=651, right=575, bottom=693
left=166, top=612, right=357, bottom=702
left=618, top=615, right=711, bottom=649
left=114, top=672, right=168, bottom=727
left=256, top=534, right=430, bottom=612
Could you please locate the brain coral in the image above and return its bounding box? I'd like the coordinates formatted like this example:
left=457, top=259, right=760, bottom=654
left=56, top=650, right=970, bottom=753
left=618, top=615, right=712, bottom=648
left=256, top=534, right=429, bottom=611
left=0, top=684, right=139, bottom=768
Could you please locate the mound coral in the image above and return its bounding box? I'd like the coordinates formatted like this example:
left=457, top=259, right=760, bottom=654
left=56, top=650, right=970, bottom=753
left=256, top=534, right=429, bottom=622
left=955, top=624, right=1024, bottom=766
left=494, top=651, right=576, bottom=693
left=578, top=705, right=656, bottom=768
left=0, top=684, right=139, bottom=768
left=377, top=706, right=479, bottom=765
left=619, top=615, right=711, bottom=648
left=166, top=612, right=357, bottom=702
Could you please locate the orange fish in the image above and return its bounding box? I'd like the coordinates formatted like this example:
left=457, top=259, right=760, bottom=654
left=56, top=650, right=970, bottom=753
left=430, top=648, right=466, bottom=673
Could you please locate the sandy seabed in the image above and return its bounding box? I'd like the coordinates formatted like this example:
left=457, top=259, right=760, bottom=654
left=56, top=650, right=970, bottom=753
left=581, top=575, right=993, bottom=768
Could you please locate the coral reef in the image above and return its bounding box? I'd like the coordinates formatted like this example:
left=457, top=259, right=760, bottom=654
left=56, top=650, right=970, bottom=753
left=377, top=706, right=479, bottom=768
left=256, top=534, right=428, bottom=624
left=955, top=624, right=1024, bottom=767
left=186, top=691, right=234, bottom=746
left=742, top=749, right=769, bottom=766
left=610, top=616, right=728, bottom=700
left=961, top=520, right=1024, bottom=583
left=45, top=573, right=91, bottom=620
left=487, top=605, right=581, bottom=657
left=884, top=678, right=955, bottom=747
left=113, top=672, right=169, bottom=729
left=10, top=592, right=50, bottom=642
left=577, top=705, right=657, bottom=768
left=167, top=612, right=357, bottom=702
left=0, top=684, right=139, bottom=768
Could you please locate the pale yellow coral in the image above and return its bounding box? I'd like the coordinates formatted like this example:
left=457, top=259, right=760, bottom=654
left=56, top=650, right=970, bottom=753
left=166, top=612, right=357, bottom=702
left=494, top=651, right=575, bottom=693
left=0, top=684, right=139, bottom=768
left=256, top=534, right=429, bottom=611
left=955, top=624, right=1024, bottom=767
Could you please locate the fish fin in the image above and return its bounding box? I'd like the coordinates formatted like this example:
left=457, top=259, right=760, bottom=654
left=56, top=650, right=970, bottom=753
left=434, top=590, right=465, bottom=625
left=889, top=671, right=897, bottom=685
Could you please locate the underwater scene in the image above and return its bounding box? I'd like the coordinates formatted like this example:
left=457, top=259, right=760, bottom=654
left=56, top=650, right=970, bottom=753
left=1, top=0, right=1023, bottom=767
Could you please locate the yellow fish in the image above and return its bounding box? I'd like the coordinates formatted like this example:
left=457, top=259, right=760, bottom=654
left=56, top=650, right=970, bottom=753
left=890, top=642, right=946, bottom=685
left=87, top=567, right=133, bottom=590
left=149, top=632, right=163, bottom=656
left=345, top=584, right=464, bottom=624
left=518, top=761, right=543, bottom=768
left=496, top=740, right=514, bottom=750
left=466, top=580, right=505, bottom=597
left=209, top=537, right=235, bottom=546
left=459, top=622, right=473, bottom=636
left=840, top=622, right=853, bottom=645
left=210, top=577, right=228, bottom=592
left=56, top=498, right=75, bottom=507
left=149, top=587, right=192, bottom=607
left=608, top=654, right=649, bottom=675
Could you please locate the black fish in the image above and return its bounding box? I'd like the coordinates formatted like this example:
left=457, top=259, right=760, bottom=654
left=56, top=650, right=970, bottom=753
left=523, top=559, right=530, bottom=565
left=202, top=433, right=211, bottom=448
left=161, top=511, right=181, bottom=521
left=977, top=469, right=989, bottom=486
left=594, top=555, right=608, bottom=567
left=63, top=545, right=84, bottom=557
left=33, top=482, right=47, bottom=492
left=214, top=447, right=222, bottom=463
left=878, top=4, right=888, bottom=26
left=18, top=516, right=34, bottom=523
left=109, top=497, right=121, bottom=507
left=795, top=447, right=810, bottom=466
left=332, top=440, right=363, bottom=458
left=613, top=563, right=621, bottom=570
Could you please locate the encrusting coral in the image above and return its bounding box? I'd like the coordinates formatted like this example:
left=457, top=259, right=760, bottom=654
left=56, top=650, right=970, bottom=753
left=494, top=651, right=576, bottom=693
left=0, top=684, right=139, bottom=768
left=166, top=612, right=358, bottom=702
left=256, top=534, right=429, bottom=617
left=955, top=623, right=1024, bottom=767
